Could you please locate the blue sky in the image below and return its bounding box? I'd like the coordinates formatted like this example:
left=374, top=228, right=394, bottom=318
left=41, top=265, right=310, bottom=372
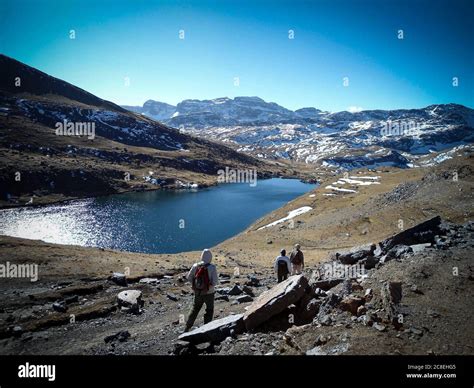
left=1, top=0, right=473, bottom=111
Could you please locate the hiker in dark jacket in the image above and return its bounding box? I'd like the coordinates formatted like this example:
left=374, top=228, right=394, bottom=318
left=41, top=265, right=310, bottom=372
left=274, top=249, right=291, bottom=283
left=184, top=249, right=218, bottom=332
left=290, top=244, right=304, bottom=275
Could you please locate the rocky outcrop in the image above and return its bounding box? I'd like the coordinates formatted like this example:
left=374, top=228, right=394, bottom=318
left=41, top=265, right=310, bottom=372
left=379, top=216, right=441, bottom=252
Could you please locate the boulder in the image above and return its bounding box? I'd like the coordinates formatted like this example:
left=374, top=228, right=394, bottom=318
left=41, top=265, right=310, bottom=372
left=117, top=290, right=143, bottom=313
left=52, top=301, right=67, bottom=313
left=309, top=278, right=344, bottom=291
left=110, top=272, right=127, bottom=286
left=243, top=275, right=308, bottom=330
left=379, top=216, right=441, bottom=252
left=178, top=314, right=244, bottom=344
left=296, top=296, right=320, bottom=323
left=339, top=296, right=364, bottom=315
left=246, top=275, right=260, bottom=287
left=334, top=244, right=376, bottom=265
left=228, top=285, right=243, bottom=296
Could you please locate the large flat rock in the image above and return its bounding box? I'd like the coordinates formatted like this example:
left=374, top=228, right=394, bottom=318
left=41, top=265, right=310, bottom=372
left=178, top=314, right=244, bottom=344
left=243, top=274, right=308, bottom=330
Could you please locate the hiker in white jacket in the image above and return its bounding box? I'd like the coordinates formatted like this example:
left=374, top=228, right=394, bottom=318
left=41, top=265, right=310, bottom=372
left=274, top=249, right=291, bottom=283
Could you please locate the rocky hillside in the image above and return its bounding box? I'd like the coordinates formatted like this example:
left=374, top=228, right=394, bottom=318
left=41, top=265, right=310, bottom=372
left=125, top=97, right=474, bottom=169
left=0, top=55, right=295, bottom=208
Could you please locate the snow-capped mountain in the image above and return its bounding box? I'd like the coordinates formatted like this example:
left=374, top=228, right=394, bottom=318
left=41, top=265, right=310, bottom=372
left=124, top=96, right=314, bottom=127
left=123, top=97, right=474, bottom=170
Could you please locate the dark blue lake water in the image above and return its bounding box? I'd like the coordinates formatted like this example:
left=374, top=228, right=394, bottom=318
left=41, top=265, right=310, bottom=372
left=0, top=178, right=316, bottom=254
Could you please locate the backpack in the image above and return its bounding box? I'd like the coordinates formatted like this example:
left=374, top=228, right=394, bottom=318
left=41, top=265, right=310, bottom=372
left=277, top=260, right=289, bottom=277
left=193, top=263, right=211, bottom=291
left=290, top=250, right=303, bottom=265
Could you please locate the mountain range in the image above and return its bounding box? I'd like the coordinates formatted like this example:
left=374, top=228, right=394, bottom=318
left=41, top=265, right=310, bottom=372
left=0, top=55, right=287, bottom=207
left=124, top=98, right=474, bottom=169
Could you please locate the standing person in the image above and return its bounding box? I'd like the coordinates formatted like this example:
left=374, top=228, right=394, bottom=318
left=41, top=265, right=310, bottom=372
left=290, top=244, right=305, bottom=275
left=274, top=249, right=291, bottom=283
left=184, top=249, right=218, bottom=332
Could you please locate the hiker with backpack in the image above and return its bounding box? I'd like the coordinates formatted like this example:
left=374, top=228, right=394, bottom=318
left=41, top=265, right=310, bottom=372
left=274, top=249, right=291, bottom=283
left=184, top=248, right=218, bottom=332
left=290, top=243, right=305, bottom=275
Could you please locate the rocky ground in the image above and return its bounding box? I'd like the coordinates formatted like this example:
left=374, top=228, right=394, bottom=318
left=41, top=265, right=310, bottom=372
left=0, top=153, right=472, bottom=355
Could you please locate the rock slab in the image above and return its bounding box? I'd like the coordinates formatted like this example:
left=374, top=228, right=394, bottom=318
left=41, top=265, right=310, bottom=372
left=178, top=314, right=244, bottom=344
left=243, top=274, right=308, bottom=330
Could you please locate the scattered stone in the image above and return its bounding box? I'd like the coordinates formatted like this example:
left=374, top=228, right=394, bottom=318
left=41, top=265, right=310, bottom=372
left=52, top=301, right=67, bottom=313
left=166, top=292, right=179, bottom=302
left=117, top=290, right=143, bottom=314
left=242, top=285, right=255, bottom=297
left=364, top=288, right=373, bottom=301
left=357, top=305, right=367, bottom=316
left=243, top=275, right=308, bottom=330
left=139, top=278, right=160, bottom=285
left=227, top=285, right=243, bottom=296
left=427, top=309, right=440, bottom=318
left=373, top=323, right=386, bottom=332
left=319, top=315, right=333, bottom=326
left=235, top=295, right=253, bottom=304
left=215, top=295, right=229, bottom=302
left=12, top=325, right=23, bottom=337
left=104, top=330, right=130, bottom=343
left=410, top=327, right=423, bottom=336
left=410, top=284, right=424, bottom=295
left=315, top=334, right=330, bottom=346
left=178, top=314, right=245, bottom=344
left=110, top=272, right=127, bottom=286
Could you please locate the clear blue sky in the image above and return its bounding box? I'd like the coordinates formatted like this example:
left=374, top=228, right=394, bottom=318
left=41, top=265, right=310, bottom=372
left=1, top=0, right=473, bottom=111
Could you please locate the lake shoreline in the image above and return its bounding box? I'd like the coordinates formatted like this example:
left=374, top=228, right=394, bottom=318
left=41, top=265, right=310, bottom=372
left=0, top=177, right=317, bottom=254
left=0, top=174, right=318, bottom=211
